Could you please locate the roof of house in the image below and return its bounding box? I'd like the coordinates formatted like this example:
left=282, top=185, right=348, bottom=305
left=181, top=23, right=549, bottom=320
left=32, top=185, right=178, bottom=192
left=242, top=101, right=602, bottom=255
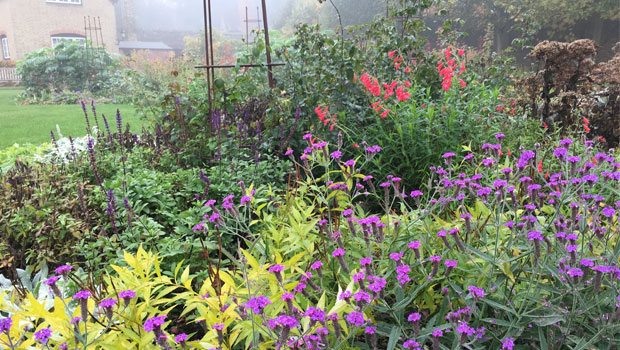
left=118, top=41, right=172, bottom=50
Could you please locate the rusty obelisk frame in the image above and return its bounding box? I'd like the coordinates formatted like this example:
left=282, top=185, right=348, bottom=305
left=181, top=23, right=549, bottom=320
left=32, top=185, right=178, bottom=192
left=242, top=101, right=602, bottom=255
left=198, top=0, right=284, bottom=115
left=244, top=6, right=262, bottom=49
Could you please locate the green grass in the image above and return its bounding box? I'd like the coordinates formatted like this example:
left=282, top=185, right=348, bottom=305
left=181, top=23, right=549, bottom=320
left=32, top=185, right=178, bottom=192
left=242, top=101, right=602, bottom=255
left=0, top=88, right=145, bottom=149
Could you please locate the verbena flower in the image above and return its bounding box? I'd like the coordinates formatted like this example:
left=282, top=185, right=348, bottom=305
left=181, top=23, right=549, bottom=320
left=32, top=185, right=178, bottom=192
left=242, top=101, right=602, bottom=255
left=73, top=290, right=92, bottom=321
left=344, top=159, right=355, bottom=167
left=445, top=259, right=457, bottom=277
left=175, top=333, right=188, bottom=343
left=99, top=298, right=117, bottom=308
left=0, top=317, right=11, bottom=334
left=293, top=283, right=307, bottom=293
left=271, top=315, right=298, bottom=329
left=119, top=289, right=136, bottom=307
left=246, top=295, right=271, bottom=314
left=269, top=264, right=285, bottom=273
left=467, top=286, right=485, bottom=300
left=403, top=339, right=421, bottom=349
left=305, top=307, right=326, bottom=323
left=55, top=265, right=73, bottom=276
left=408, top=312, right=421, bottom=322
left=99, top=298, right=118, bottom=319
left=346, top=311, right=365, bottom=326
left=368, top=276, right=387, bottom=293
left=389, top=252, right=403, bottom=262
left=44, top=275, right=61, bottom=286
left=143, top=315, right=167, bottom=332
left=502, top=337, right=515, bottom=349
left=34, top=328, right=52, bottom=344
left=332, top=248, right=345, bottom=257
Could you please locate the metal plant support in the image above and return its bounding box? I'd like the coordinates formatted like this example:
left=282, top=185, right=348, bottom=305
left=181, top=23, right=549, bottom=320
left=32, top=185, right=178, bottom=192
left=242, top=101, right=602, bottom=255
left=197, top=0, right=283, bottom=115
left=83, top=16, right=106, bottom=61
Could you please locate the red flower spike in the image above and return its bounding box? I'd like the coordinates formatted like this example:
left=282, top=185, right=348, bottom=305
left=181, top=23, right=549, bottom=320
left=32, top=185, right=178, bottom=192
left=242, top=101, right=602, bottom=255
left=584, top=125, right=591, bottom=133
left=507, top=149, right=511, bottom=157
left=315, top=106, right=328, bottom=121
left=459, top=79, right=466, bottom=88
left=353, top=143, right=359, bottom=148
left=583, top=117, right=589, bottom=125
left=545, top=170, right=550, bottom=179
left=388, top=50, right=397, bottom=59
left=458, top=49, right=465, bottom=56
left=538, top=160, right=543, bottom=174
left=381, top=110, right=389, bottom=118
left=441, top=79, right=452, bottom=91
left=404, top=67, right=411, bottom=73
left=599, top=136, right=606, bottom=143
left=543, top=122, right=548, bottom=129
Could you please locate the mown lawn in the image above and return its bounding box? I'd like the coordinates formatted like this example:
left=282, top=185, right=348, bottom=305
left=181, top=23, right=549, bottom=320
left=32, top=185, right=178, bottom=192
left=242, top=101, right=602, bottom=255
left=0, top=87, right=144, bottom=149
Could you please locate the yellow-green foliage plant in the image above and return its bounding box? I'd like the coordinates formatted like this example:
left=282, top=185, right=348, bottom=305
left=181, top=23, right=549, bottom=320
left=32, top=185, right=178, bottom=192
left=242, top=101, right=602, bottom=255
left=0, top=244, right=348, bottom=349
left=0, top=247, right=234, bottom=349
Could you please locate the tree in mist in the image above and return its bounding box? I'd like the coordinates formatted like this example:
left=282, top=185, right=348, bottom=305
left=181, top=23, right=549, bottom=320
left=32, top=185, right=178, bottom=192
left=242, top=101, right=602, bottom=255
left=273, top=0, right=387, bottom=33
left=450, top=0, right=620, bottom=57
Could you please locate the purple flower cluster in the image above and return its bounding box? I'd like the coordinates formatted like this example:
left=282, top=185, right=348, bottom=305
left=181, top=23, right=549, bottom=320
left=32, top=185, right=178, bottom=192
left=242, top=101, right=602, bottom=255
left=143, top=315, right=167, bottom=332
left=245, top=295, right=272, bottom=314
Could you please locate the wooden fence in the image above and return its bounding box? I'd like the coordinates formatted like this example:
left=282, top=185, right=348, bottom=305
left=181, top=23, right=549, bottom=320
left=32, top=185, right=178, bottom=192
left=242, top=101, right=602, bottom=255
left=0, top=67, right=20, bottom=82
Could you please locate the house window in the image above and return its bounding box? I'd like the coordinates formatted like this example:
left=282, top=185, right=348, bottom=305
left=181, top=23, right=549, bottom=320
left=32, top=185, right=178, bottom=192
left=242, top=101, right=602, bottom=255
left=1, top=37, right=9, bottom=59
left=46, top=0, right=82, bottom=4
left=51, top=35, right=86, bottom=48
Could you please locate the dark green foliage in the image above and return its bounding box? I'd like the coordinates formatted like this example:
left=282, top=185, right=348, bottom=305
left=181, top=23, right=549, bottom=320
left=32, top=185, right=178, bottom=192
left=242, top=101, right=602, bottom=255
left=17, top=41, right=118, bottom=99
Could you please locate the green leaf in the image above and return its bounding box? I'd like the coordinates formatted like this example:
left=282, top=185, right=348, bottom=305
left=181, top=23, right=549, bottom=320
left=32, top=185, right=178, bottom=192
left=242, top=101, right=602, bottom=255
left=481, top=298, right=517, bottom=315
left=532, top=314, right=565, bottom=327
left=387, top=326, right=401, bottom=350
left=538, top=327, right=548, bottom=350
left=180, top=266, right=190, bottom=283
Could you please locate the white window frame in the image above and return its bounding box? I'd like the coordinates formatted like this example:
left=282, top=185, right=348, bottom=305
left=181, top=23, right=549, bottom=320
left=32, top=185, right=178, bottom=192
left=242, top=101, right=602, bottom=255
left=51, top=36, right=86, bottom=48
left=1, top=37, right=9, bottom=59
left=46, top=0, right=82, bottom=4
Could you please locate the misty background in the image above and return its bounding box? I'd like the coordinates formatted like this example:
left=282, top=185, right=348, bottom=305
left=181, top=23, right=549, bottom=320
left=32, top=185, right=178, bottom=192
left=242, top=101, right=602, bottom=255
left=133, top=0, right=385, bottom=36
left=130, top=0, right=619, bottom=61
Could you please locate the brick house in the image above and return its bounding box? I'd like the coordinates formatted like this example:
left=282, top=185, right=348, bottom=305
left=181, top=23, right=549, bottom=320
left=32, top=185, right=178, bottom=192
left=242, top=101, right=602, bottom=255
left=0, top=0, right=119, bottom=61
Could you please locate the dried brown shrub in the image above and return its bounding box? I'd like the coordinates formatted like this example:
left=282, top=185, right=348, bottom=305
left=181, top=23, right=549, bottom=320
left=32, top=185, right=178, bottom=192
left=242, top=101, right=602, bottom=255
left=517, top=39, right=620, bottom=147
